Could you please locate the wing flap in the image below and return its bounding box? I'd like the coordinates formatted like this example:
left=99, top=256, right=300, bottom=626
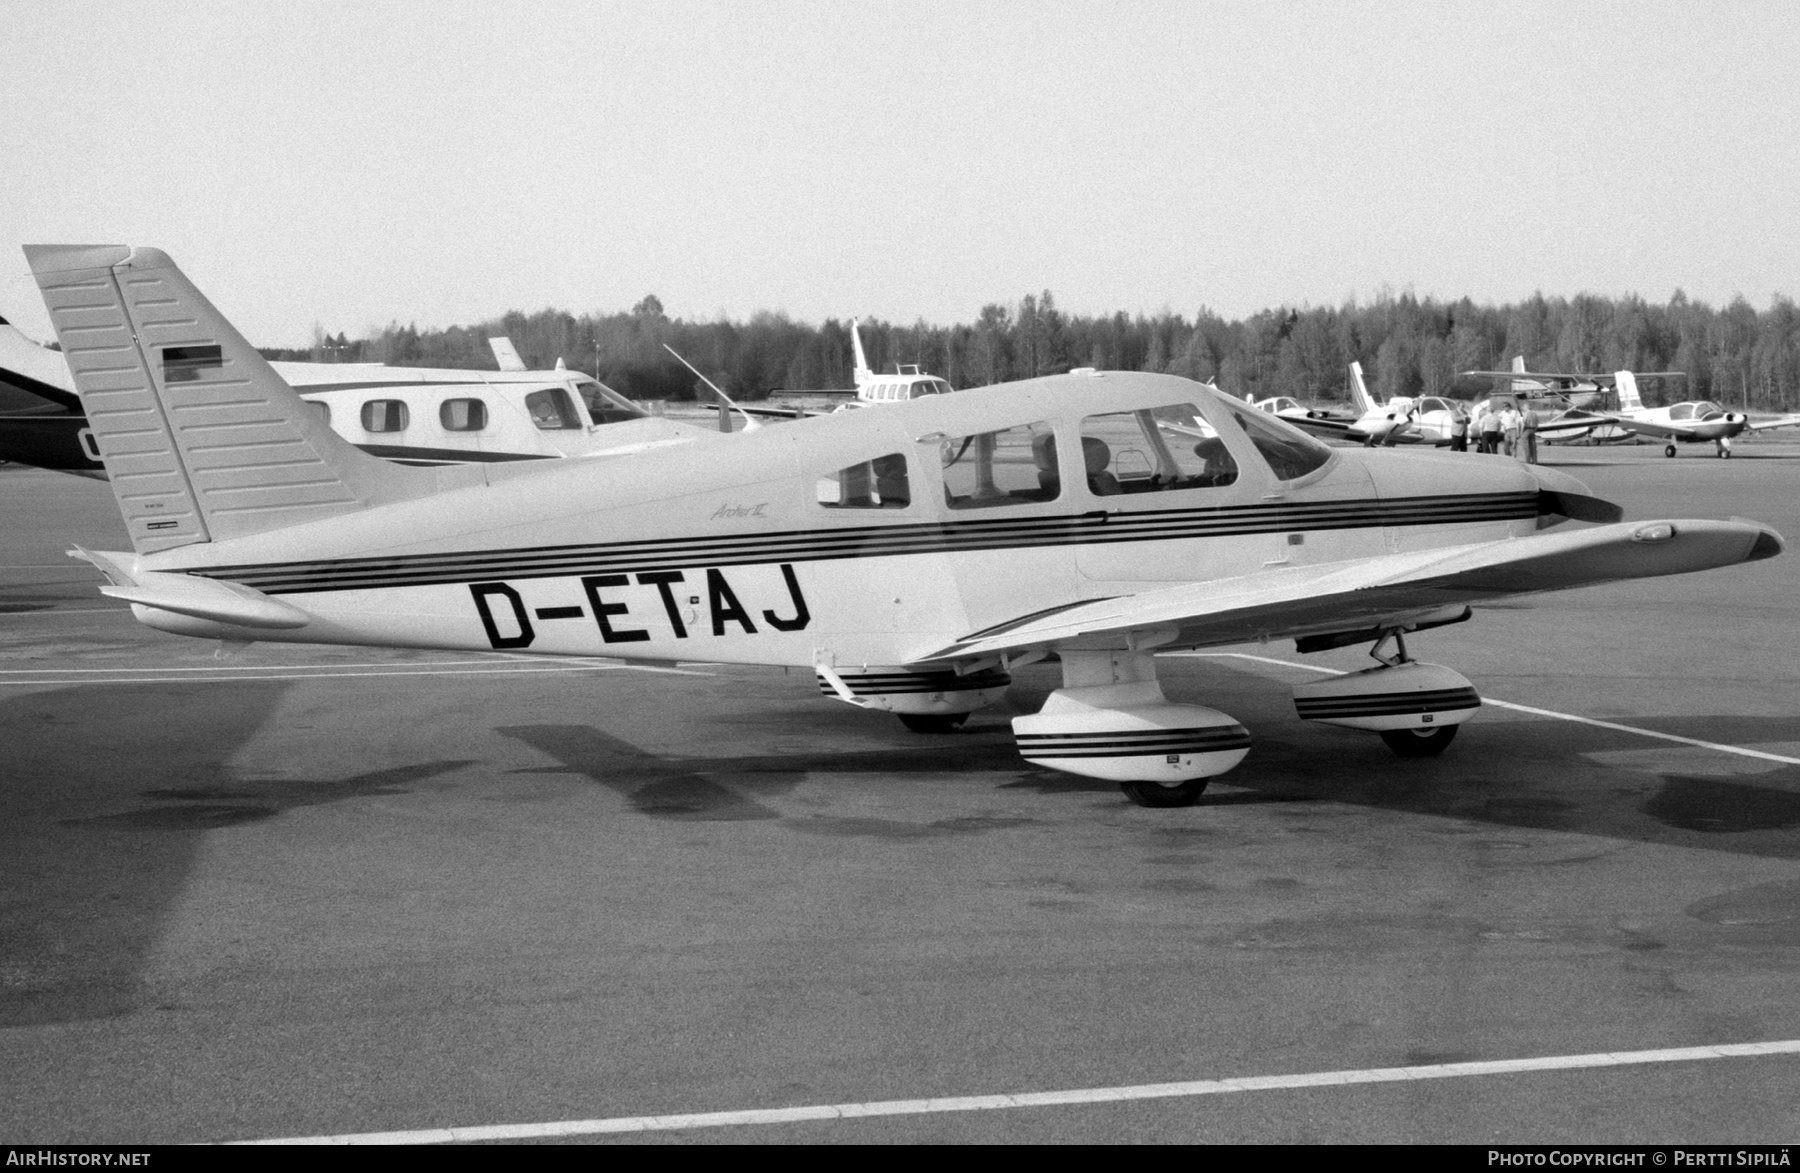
left=915, top=518, right=1779, bottom=663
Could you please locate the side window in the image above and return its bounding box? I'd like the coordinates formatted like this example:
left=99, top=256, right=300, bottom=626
left=309, top=400, right=330, bottom=425
left=817, top=453, right=911, bottom=509
left=941, top=421, right=1059, bottom=509
left=1078, top=403, right=1239, bottom=496
left=525, top=388, right=581, bottom=430
left=440, top=398, right=488, bottom=432
left=361, top=399, right=408, bottom=433
left=1217, top=400, right=1333, bottom=481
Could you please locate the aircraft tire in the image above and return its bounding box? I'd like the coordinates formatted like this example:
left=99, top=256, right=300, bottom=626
left=1664, top=445, right=1678, bottom=458
left=1120, top=778, right=1211, bottom=808
left=1379, top=726, right=1459, bottom=757
left=898, top=712, right=970, bottom=734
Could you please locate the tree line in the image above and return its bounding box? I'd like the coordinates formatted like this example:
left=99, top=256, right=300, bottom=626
left=264, top=288, right=1800, bottom=412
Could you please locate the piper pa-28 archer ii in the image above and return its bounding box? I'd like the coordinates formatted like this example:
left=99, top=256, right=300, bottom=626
left=27, top=244, right=1784, bottom=807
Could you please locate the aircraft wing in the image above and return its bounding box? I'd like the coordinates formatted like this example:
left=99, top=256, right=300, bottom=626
left=1556, top=413, right=1692, bottom=439
left=1276, top=413, right=1401, bottom=443
left=1748, top=414, right=1800, bottom=432
left=914, top=518, right=1779, bottom=664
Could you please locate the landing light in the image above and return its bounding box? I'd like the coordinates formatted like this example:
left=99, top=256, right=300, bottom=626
left=1631, top=523, right=1676, bottom=542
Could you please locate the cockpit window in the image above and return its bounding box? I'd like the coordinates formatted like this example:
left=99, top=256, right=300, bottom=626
left=1216, top=400, right=1333, bottom=481
left=525, top=388, right=581, bottom=430
left=577, top=379, right=646, bottom=426
left=1079, top=404, right=1239, bottom=494
left=817, top=452, right=911, bottom=509
left=941, top=421, right=1060, bottom=509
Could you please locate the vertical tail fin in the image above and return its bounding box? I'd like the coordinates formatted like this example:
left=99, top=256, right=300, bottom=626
left=1614, top=370, right=1643, bottom=412
left=25, top=244, right=441, bottom=556
left=1348, top=361, right=1376, bottom=413
left=851, top=318, right=871, bottom=389
left=488, top=337, right=527, bottom=371
left=1510, top=354, right=1531, bottom=395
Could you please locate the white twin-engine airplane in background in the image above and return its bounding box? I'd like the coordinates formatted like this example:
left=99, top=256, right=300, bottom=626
left=750, top=319, right=955, bottom=420
left=0, top=315, right=693, bottom=474
left=27, top=245, right=1784, bottom=807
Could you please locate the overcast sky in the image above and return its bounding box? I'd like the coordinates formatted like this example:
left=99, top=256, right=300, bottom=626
left=3, top=0, right=1796, bottom=347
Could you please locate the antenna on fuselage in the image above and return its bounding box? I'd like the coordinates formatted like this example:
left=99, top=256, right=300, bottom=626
left=851, top=318, right=872, bottom=390
left=662, top=344, right=762, bottom=433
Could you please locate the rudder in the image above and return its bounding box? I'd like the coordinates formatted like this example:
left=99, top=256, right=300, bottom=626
left=26, top=244, right=436, bottom=555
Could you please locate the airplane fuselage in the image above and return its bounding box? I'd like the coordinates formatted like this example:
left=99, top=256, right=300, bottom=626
left=125, top=376, right=1551, bottom=669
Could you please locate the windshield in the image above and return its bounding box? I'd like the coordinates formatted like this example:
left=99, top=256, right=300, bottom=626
left=1214, top=399, right=1333, bottom=481
left=577, top=379, right=647, bottom=426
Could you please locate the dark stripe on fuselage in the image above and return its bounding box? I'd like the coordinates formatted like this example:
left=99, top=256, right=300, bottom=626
left=354, top=443, right=557, bottom=464
left=187, top=491, right=1541, bottom=596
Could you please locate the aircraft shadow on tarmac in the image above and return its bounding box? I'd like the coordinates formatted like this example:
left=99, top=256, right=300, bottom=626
left=0, top=681, right=462, bottom=1028
left=497, top=721, right=1031, bottom=823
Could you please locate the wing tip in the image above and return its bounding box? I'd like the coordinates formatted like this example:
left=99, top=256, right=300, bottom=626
left=1747, top=529, right=1784, bottom=562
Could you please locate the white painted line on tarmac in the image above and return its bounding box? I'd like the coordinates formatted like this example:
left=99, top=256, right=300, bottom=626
left=0, top=607, right=131, bottom=616
left=1188, top=651, right=1800, bottom=767
left=0, top=659, right=524, bottom=673
left=0, top=663, right=715, bottom=686
left=232, top=1038, right=1800, bottom=1144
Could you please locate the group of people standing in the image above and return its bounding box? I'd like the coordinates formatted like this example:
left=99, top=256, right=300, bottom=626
left=1447, top=399, right=1537, bottom=462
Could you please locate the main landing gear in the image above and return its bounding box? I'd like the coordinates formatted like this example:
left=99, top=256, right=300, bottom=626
left=1291, top=629, right=1481, bottom=757
left=1010, top=648, right=1251, bottom=808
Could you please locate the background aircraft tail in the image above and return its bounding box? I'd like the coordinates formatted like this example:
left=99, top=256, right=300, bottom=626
left=1509, top=354, right=1531, bottom=394
left=487, top=337, right=527, bottom=371
left=851, top=318, right=872, bottom=388
left=1348, top=361, right=1376, bottom=413
left=0, top=314, right=81, bottom=411
left=25, top=245, right=444, bottom=556
left=1614, top=370, right=1644, bottom=412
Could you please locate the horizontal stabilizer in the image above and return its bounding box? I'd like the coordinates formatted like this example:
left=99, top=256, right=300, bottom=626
left=916, top=518, right=1782, bottom=664
left=69, top=547, right=309, bottom=629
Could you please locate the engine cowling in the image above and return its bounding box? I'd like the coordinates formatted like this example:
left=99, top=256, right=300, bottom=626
left=1012, top=681, right=1250, bottom=783
left=1292, top=661, right=1480, bottom=732
left=816, top=665, right=1010, bottom=716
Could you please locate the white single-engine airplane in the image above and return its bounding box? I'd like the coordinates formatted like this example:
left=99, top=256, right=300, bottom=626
left=26, top=245, right=1784, bottom=807
left=1276, top=363, right=1466, bottom=447
left=1551, top=371, right=1800, bottom=458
